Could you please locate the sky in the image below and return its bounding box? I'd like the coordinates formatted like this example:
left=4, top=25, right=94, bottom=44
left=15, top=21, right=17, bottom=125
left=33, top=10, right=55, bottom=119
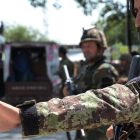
left=0, top=0, right=126, bottom=45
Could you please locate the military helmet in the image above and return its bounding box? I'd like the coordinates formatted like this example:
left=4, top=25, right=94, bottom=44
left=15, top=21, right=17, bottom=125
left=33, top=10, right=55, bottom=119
left=79, top=27, right=108, bottom=49
left=120, top=54, right=132, bottom=63
left=130, top=0, right=136, bottom=18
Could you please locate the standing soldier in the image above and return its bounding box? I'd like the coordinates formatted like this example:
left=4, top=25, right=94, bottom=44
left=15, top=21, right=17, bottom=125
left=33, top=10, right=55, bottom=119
left=64, top=27, right=118, bottom=140
left=55, top=46, right=74, bottom=98
left=118, top=54, right=132, bottom=84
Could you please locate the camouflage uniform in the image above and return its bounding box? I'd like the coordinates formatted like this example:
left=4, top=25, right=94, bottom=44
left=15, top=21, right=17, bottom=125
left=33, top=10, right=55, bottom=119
left=118, top=54, right=132, bottom=85
left=76, top=56, right=118, bottom=90
left=75, top=27, right=118, bottom=140
left=17, top=80, right=140, bottom=139
left=75, top=56, right=118, bottom=140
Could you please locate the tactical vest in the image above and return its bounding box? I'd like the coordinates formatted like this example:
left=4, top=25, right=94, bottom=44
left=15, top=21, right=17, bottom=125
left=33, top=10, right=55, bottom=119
left=75, top=57, right=118, bottom=92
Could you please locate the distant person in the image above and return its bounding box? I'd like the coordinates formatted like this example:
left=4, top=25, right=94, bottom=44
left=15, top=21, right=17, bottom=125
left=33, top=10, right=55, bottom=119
left=118, top=54, right=132, bottom=84
left=131, top=51, right=139, bottom=57
left=54, top=46, right=74, bottom=98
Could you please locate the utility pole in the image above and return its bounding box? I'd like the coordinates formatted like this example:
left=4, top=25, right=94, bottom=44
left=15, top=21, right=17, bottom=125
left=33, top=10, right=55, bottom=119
left=126, top=0, right=132, bottom=53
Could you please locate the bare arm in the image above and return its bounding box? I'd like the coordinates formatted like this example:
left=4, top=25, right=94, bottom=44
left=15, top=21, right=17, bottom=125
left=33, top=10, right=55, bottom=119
left=0, top=101, right=20, bottom=132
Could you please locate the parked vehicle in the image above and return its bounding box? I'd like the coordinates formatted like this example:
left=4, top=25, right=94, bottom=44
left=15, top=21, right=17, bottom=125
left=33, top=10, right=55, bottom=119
left=2, top=42, right=62, bottom=104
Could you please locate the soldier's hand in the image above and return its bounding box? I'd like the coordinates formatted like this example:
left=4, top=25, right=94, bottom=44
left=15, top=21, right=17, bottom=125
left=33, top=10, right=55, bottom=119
left=106, top=125, right=114, bottom=139
left=63, top=86, right=69, bottom=96
left=118, top=77, right=127, bottom=84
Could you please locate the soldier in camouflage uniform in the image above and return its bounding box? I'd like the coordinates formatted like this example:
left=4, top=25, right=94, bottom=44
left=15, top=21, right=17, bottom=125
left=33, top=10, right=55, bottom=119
left=107, top=54, right=132, bottom=139
left=0, top=0, right=140, bottom=139
left=118, top=54, right=132, bottom=84
left=55, top=46, right=74, bottom=98
left=55, top=46, right=74, bottom=83
left=67, top=27, right=118, bottom=140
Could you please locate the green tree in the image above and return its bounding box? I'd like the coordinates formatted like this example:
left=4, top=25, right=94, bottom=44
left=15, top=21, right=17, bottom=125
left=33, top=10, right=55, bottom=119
left=28, top=0, right=139, bottom=47
left=28, top=0, right=47, bottom=8
left=95, top=17, right=138, bottom=46
left=94, top=2, right=139, bottom=46
left=28, top=0, right=113, bottom=15
left=94, top=2, right=125, bottom=45
left=4, top=24, right=49, bottom=42
left=74, top=0, right=113, bottom=15
left=111, top=42, right=129, bottom=60
left=28, top=0, right=61, bottom=10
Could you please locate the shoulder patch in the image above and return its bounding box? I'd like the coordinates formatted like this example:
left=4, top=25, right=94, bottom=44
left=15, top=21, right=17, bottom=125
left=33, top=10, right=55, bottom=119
left=98, top=63, right=118, bottom=77
left=98, top=63, right=112, bottom=69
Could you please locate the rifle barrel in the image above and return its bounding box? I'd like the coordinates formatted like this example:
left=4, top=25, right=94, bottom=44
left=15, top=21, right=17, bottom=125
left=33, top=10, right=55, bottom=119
left=63, top=65, right=70, bottom=80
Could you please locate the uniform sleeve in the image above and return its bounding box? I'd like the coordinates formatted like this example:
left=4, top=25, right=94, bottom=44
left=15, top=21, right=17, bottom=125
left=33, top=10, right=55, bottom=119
left=18, top=83, right=140, bottom=139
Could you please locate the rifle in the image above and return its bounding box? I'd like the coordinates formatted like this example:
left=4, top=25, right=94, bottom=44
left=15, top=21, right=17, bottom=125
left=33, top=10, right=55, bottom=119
left=63, top=65, right=86, bottom=140
left=63, top=65, right=75, bottom=96
left=113, top=55, right=140, bottom=140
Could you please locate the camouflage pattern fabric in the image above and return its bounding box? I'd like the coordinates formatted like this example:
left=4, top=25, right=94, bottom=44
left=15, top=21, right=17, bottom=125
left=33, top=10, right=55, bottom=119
left=117, top=54, right=132, bottom=85
left=75, top=56, right=118, bottom=140
left=118, top=65, right=130, bottom=82
left=79, top=27, right=108, bottom=49
left=55, top=56, right=74, bottom=83
left=76, top=56, right=118, bottom=90
left=18, top=82, right=140, bottom=139
left=117, top=65, right=130, bottom=85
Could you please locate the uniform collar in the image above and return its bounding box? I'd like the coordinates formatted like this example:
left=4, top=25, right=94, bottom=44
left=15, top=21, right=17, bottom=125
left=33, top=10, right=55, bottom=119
left=87, top=56, right=106, bottom=70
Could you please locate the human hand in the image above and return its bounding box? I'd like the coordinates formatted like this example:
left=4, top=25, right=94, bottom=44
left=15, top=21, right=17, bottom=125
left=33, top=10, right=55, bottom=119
left=63, top=86, right=69, bottom=96
left=118, top=77, right=127, bottom=84
left=106, top=125, right=114, bottom=139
